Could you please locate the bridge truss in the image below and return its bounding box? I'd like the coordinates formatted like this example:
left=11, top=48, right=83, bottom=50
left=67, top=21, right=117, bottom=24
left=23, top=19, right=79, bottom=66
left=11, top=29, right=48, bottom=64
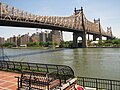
left=0, top=2, right=113, bottom=38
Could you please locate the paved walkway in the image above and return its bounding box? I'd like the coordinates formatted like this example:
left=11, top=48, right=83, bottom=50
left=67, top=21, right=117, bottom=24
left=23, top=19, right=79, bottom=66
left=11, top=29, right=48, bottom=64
left=0, top=71, right=20, bottom=90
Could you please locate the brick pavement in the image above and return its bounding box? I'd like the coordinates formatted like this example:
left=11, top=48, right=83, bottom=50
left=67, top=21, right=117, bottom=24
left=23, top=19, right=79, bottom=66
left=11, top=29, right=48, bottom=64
left=0, top=71, right=20, bottom=90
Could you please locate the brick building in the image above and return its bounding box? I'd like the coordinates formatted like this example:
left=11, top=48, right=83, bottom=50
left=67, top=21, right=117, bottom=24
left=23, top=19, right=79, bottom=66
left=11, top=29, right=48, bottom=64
left=49, top=30, right=61, bottom=46
left=31, top=33, right=39, bottom=43
left=20, top=34, right=30, bottom=46
left=39, top=31, right=48, bottom=42
left=0, top=37, right=5, bottom=44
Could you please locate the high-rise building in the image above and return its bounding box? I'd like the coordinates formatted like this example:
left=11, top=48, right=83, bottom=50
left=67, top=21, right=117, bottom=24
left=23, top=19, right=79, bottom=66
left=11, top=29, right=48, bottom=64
left=6, top=35, right=17, bottom=45
left=4, top=30, right=62, bottom=47
left=16, top=34, right=21, bottom=47
left=31, top=33, right=39, bottom=43
left=0, top=37, right=5, bottom=44
left=48, top=31, right=52, bottom=42
left=39, top=31, right=48, bottom=42
left=13, top=35, right=17, bottom=46
left=49, top=30, right=61, bottom=46
left=7, top=37, right=14, bottom=43
left=20, top=34, right=30, bottom=46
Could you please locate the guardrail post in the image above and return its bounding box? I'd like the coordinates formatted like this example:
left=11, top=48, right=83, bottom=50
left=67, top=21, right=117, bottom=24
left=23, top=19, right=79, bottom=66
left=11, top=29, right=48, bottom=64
left=96, top=79, right=98, bottom=90
left=1, top=46, right=4, bottom=61
left=20, top=62, right=22, bottom=70
left=36, top=64, right=39, bottom=71
left=28, top=63, right=30, bottom=70
left=61, top=69, right=66, bottom=83
left=46, top=65, right=49, bottom=73
left=29, top=74, right=32, bottom=90
left=17, top=77, right=20, bottom=90
left=20, top=74, right=23, bottom=88
left=13, top=62, right=15, bottom=70
left=110, top=80, right=112, bottom=90
left=6, top=61, right=9, bottom=70
left=83, top=77, right=85, bottom=87
left=15, top=76, right=20, bottom=90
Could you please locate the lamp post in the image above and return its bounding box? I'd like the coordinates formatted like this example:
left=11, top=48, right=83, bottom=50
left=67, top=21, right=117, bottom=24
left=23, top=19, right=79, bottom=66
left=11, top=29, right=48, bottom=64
left=1, top=45, right=4, bottom=61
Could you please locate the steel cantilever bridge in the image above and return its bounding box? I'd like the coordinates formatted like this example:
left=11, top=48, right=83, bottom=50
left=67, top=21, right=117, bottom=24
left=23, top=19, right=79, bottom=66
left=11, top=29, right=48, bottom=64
left=0, top=2, right=114, bottom=47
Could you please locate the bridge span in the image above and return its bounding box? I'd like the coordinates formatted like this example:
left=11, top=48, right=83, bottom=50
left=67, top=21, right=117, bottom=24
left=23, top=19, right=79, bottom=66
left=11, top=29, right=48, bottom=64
left=0, top=2, right=114, bottom=47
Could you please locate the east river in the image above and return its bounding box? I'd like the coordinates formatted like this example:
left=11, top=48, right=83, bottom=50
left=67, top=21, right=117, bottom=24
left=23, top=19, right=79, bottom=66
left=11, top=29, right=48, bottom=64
left=3, top=48, right=120, bottom=80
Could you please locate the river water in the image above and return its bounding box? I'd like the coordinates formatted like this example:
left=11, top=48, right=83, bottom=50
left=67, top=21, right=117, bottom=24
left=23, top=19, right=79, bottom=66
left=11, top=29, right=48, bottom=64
left=3, top=48, right=120, bottom=80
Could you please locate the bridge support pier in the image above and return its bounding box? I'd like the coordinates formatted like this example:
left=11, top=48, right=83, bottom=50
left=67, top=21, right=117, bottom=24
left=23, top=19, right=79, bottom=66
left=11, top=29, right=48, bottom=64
left=93, top=34, right=102, bottom=41
left=73, top=32, right=87, bottom=48
left=107, top=37, right=113, bottom=40
left=93, top=35, right=98, bottom=41
left=82, top=32, right=87, bottom=48
left=73, top=32, right=78, bottom=48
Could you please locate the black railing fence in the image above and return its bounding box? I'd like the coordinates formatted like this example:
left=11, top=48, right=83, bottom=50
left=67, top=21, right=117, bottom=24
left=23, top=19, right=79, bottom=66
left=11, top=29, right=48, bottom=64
left=0, top=60, right=75, bottom=90
left=0, top=60, right=120, bottom=90
left=0, top=47, right=120, bottom=90
left=77, top=77, right=120, bottom=90
left=0, top=60, right=74, bottom=77
left=0, top=46, right=4, bottom=60
left=0, top=46, right=10, bottom=61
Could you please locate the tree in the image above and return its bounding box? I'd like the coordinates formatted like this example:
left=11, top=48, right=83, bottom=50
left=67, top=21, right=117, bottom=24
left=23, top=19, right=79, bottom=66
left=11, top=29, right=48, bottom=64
left=39, top=42, right=44, bottom=47
left=59, top=41, right=73, bottom=48
left=2, top=42, right=16, bottom=48
left=27, top=42, right=39, bottom=47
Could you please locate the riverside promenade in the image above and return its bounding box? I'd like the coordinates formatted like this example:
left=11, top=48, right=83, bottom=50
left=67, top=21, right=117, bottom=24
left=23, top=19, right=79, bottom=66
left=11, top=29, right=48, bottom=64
left=0, top=71, right=20, bottom=90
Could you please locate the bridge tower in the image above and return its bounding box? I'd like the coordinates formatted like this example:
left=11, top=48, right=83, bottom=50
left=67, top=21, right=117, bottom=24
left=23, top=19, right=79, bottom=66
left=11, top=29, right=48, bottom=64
left=73, top=7, right=87, bottom=48
left=93, top=18, right=102, bottom=44
left=106, top=27, right=113, bottom=40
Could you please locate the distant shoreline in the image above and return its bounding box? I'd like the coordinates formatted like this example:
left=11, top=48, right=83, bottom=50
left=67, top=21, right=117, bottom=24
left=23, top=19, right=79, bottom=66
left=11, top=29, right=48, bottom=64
left=88, top=46, right=120, bottom=48
left=2, top=46, right=120, bottom=49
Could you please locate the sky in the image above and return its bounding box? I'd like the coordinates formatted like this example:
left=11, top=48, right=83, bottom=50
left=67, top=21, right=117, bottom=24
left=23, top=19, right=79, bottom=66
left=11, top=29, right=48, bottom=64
left=0, top=0, right=120, bottom=41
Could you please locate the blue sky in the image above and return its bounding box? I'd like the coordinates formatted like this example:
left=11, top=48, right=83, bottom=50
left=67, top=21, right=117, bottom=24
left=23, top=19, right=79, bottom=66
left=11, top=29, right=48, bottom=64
left=0, top=0, right=120, bottom=40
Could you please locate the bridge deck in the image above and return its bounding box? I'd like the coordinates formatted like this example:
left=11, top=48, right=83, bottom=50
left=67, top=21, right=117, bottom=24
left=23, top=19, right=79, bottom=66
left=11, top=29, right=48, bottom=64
left=0, top=2, right=113, bottom=38
left=0, top=71, right=20, bottom=90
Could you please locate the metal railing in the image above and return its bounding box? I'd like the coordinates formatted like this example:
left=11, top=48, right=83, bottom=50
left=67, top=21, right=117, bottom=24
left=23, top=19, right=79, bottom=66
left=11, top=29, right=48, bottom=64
left=77, top=77, right=120, bottom=90
left=0, top=60, right=120, bottom=90
left=0, top=46, right=5, bottom=60
left=0, top=60, right=74, bottom=90
left=0, top=60, right=74, bottom=78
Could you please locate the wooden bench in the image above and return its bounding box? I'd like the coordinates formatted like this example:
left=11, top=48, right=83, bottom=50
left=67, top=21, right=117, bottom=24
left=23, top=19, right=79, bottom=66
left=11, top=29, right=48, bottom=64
left=17, top=70, right=61, bottom=90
